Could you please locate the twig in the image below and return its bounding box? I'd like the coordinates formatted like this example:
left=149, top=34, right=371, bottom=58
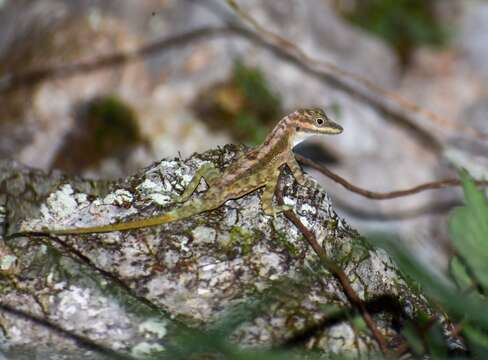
left=224, top=0, right=486, bottom=143
left=0, top=302, right=136, bottom=360
left=333, top=197, right=460, bottom=221
left=274, top=185, right=390, bottom=355
left=0, top=27, right=229, bottom=93
left=0, top=24, right=447, bottom=153
left=296, top=154, right=488, bottom=200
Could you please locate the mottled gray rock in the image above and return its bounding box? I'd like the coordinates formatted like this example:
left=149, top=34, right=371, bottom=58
left=458, top=1, right=488, bottom=84
left=444, top=98, right=488, bottom=179
left=1, top=146, right=448, bottom=359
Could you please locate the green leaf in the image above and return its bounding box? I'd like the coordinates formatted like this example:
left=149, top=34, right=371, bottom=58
left=426, top=321, right=448, bottom=360
left=448, top=171, right=488, bottom=292
left=401, top=321, right=425, bottom=354
left=463, top=323, right=488, bottom=359
left=449, top=256, right=475, bottom=292
left=367, top=235, right=488, bottom=329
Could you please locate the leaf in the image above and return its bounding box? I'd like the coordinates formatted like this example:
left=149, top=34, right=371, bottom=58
left=402, top=321, right=425, bottom=354
left=367, top=235, right=488, bottom=329
left=448, top=171, right=488, bottom=292
left=449, top=256, right=475, bottom=292
left=426, top=321, right=448, bottom=360
left=463, top=323, right=488, bottom=360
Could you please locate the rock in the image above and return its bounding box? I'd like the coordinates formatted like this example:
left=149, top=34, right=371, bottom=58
left=458, top=1, right=488, bottom=84
left=444, top=98, right=488, bottom=179
left=0, top=146, right=453, bottom=358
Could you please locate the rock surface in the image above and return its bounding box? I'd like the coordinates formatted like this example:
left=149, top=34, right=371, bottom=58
left=0, top=146, right=449, bottom=359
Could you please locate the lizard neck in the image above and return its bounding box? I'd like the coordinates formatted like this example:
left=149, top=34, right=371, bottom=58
left=236, top=111, right=309, bottom=171
left=265, top=110, right=320, bottom=148
left=261, top=110, right=315, bottom=152
left=259, top=113, right=296, bottom=157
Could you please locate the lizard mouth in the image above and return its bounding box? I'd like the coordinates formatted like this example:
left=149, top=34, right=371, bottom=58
left=323, top=122, right=343, bottom=134
left=300, top=121, right=343, bottom=135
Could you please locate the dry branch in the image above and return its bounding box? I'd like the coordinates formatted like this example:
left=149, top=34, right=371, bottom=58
left=296, top=155, right=488, bottom=200
left=275, top=184, right=390, bottom=355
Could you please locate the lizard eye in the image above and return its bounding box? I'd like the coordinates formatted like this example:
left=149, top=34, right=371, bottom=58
left=316, top=118, right=324, bottom=126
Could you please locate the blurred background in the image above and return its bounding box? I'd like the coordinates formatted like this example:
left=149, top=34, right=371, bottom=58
left=1, top=0, right=487, bottom=271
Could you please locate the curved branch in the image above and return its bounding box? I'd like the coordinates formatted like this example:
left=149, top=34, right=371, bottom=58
left=0, top=27, right=229, bottom=92
left=333, top=197, right=460, bottom=221
left=296, top=154, right=488, bottom=200
left=274, top=185, right=390, bottom=356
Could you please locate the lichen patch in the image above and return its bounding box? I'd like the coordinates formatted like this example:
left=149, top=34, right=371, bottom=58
left=103, top=189, right=133, bottom=207
left=192, top=226, right=217, bottom=244
left=138, top=318, right=168, bottom=338
left=21, top=184, right=138, bottom=231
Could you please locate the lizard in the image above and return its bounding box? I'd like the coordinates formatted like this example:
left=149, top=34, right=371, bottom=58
left=11, top=108, right=343, bottom=236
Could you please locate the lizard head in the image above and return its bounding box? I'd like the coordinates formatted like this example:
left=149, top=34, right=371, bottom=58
left=290, top=108, right=343, bottom=146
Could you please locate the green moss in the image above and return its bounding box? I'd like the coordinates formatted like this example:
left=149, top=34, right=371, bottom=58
left=193, top=60, right=282, bottom=146
left=232, top=60, right=281, bottom=122
left=231, top=226, right=257, bottom=256
left=221, top=226, right=260, bottom=257
left=234, top=113, right=269, bottom=147
left=272, top=230, right=300, bottom=257
left=52, top=95, right=143, bottom=173
left=338, top=0, right=450, bottom=65
left=86, top=95, right=141, bottom=150
left=326, top=218, right=338, bottom=242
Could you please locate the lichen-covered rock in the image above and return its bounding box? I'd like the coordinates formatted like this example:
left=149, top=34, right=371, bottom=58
left=1, top=146, right=447, bottom=358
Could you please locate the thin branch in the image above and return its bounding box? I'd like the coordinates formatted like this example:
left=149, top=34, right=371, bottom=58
left=0, top=24, right=446, bottom=153
left=0, top=302, right=136, bottom=360
left=224, top=0, right=486, bottom=142
left=296, top=154, right=488, bottom=200
left=274, top=184, right=390, bottom=355
left=333, top=197, right=461, bottom=221
left=0, top=27, right=230, bottom=93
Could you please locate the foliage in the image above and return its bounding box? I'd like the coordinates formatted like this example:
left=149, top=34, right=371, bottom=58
left=369, top=171, right=488, bottom=358
left=449, top=171, right=488, bottom=293
left=337, top=0, right=450, bottom=65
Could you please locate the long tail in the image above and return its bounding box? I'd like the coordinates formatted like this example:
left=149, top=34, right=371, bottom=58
left=49, top=212, right=180, bottom=235
left=15, top=199, right=210, bottom=236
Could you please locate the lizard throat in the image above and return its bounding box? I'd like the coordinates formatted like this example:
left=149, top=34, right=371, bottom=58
left=292, top=132, right=314, bottom=147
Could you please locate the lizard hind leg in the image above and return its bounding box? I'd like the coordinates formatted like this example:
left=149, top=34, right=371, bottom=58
left=173, top=163, right=220, bottom=203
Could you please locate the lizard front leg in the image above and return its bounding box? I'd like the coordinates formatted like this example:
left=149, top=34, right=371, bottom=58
left=287, top=156, right=315, bottom=188
left=174, top=163, right=220, bottom=203
left=261, top=175, right=293, bottom=217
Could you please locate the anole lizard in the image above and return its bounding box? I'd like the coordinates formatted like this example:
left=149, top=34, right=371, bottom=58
left=13, top=108, right=342, bottom=236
